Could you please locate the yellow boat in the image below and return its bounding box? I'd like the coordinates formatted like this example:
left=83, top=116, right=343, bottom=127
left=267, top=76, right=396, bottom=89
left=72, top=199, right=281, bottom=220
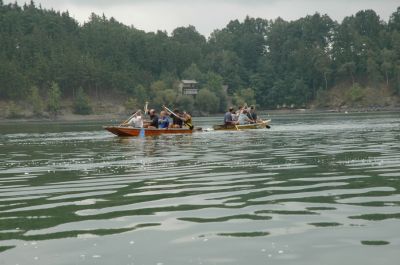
left=212, top=120, right=271, bottom=131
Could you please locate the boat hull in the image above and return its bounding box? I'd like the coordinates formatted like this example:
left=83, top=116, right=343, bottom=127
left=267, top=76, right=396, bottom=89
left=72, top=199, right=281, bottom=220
left=104, top=126, right=194, bottom=137
left=213, top=120, right=271, bottom=131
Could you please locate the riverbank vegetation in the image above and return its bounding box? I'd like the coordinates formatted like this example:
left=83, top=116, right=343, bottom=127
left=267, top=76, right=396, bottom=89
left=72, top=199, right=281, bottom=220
left=0, top=1, right=399, bottom=118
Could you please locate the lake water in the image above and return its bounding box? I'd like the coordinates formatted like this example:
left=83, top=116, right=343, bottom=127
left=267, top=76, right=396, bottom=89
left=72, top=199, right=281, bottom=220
left=0, top=112, right=399, bottom=265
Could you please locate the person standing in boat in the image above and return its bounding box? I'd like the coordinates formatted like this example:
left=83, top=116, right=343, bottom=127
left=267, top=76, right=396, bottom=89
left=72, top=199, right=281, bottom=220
left=224, top=107, right=237, bottom=126
left=158, top=111, right=170, bottom=129
left=247, top=105, right=258, bottom=123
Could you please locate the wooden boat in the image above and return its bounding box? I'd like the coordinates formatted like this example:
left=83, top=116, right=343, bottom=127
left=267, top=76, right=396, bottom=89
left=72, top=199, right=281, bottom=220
left=213, top=120, right=271, bottom=131
left=104, top=126, right=194, bottom=137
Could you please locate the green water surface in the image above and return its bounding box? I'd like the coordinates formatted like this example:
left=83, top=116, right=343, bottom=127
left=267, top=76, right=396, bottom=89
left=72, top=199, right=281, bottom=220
left=0, top=112, right=399, bottom=265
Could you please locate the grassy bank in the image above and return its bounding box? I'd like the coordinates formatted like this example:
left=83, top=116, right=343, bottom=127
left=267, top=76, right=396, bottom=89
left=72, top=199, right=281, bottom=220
left=1, top=99, right=399, bottom=123
left=312, top=83, right=400, bottom=111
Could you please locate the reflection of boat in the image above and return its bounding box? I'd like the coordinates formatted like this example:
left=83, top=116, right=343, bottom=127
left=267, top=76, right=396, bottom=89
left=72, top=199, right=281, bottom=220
left=104, top=126, right=194, bottom=137
left=212, top=120, right=271, bottom=131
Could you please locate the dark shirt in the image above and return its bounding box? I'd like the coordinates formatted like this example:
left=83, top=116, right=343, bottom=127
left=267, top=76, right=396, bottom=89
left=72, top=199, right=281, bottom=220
left=171, top=114, right=183, bottom=127
left=248, top=111, right=257, bottom=121
left=149, top=114, right=159, bottom=128
left=224, top=112, right=233, bottom=124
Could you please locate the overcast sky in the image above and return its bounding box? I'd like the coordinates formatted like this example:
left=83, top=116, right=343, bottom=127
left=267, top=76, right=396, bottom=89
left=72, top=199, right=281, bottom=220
left=4, top=0, right=400, bottom=36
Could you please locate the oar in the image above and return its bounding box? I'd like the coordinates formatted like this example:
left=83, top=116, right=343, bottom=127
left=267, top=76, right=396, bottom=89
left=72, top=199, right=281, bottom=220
left=163, top=105, right=194, bottom=130
left=263, top=119, right=271, bottom=129
left=121, top=109, right=141, bottom=126
left=163, top=105, right=180, bottom=119
left=139, top=101, right=149, bottom=137
left=139, top=127, right=145, bottom=137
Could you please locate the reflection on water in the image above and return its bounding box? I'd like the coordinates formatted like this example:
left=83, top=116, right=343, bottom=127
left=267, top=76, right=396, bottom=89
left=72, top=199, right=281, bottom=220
left=0, top=112, right=399, bottom=265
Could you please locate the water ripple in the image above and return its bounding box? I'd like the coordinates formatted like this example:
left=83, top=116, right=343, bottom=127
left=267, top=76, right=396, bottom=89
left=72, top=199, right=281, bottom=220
left=0, top=113, right=399, bottom=264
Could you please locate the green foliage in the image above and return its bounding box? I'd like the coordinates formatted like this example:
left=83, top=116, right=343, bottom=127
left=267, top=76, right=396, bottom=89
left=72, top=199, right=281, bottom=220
left=182, top=63, right=203, bottom=81
left=73, top=87, right=92, bottom=115
left=233, top=88, right=256, bottom=107
left=47, top=82, right=61, bottom=117
left=29, top=86, right=44, bottom=116
left=0, top=3, right=399, bottom=111
left=0, top=61, right=28, bottom=99
left=133, top=85, right=148, bottom=103
left=176, top=95, right=195, bottom=113
left=345, top=83, right=365, bottom=103
left=149, top=81, right=168, bottom=98
left=195, top=89, right=219, bottom=113
left=124, top=97, right=140, bottom=113
left=6, top=101, right=24, bottom=119
left=203, top=72, right=228, bottom=112
left=153, top=89, right=178, bottom=108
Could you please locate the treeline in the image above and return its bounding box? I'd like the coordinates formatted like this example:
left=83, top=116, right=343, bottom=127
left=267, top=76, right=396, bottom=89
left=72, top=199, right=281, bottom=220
left=0, top=1, right=400, bottom=114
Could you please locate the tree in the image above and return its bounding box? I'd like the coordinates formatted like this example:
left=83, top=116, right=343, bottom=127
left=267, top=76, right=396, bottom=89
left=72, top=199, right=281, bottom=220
left=366, top=55, right=382, bottom=86
left=29, top=86, right=44, bottom=116
left=233, top=88, right=256, bottom=106
left=339, top=62, right=357, bottom=85
left=182, top=63, right=203, bottom=81
left=0, top=61, right=28, bottom=99
left=73, top=87, right=92, bottom=115
left=47, top=82, right=61, bottom=117
left=0, top=2, right=398, bottom=112
left=153, top=89, right=177, bottom=108
left=133, top=84, right=148, bottom=103
left=149, top=80, right=168, bottom=98
left=388, top=7, right=400, bottom=32
left=203, top=72, right=228, bottom=112
left=195, top=89, right=219, bottom=113
left=176, top=95, right=195, bottom=113
left=381, top=49, right=395, bottom=87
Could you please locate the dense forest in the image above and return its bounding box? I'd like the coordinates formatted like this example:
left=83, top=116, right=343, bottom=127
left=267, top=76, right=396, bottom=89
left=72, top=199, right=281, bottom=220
left=0, top=1, right=400, bottom=116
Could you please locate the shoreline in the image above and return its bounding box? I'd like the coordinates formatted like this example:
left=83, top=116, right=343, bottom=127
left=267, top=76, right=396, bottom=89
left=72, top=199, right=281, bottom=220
left=1, top=106, right=399, bottom=123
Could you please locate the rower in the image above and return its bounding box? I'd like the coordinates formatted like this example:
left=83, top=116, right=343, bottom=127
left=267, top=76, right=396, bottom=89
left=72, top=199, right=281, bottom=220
left=238, top=109, right=252, bottom=125
left=182, top=111, right=193, bottom=129
left=146, top=109, right=159, bottom=129
left=165, top=108, right=183, bottom=128
left=121, top=109, right=142, bottom=127
left=247, top=105, right=258, bottom=123
left=224, top=107, right=238, bottom=126
left=163, top=106, right=194, bottom=130
left=158, top=110, right=170, bottom=129
left=128, top=111, right=143, bottom=127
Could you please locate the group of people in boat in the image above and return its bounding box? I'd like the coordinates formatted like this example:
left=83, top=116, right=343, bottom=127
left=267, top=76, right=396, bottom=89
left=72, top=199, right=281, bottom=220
left=124, top=103, right=260, bottom=130
left=224, top=105, right=259, bottom=126
left=125, top=107, right=193, bottom=130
